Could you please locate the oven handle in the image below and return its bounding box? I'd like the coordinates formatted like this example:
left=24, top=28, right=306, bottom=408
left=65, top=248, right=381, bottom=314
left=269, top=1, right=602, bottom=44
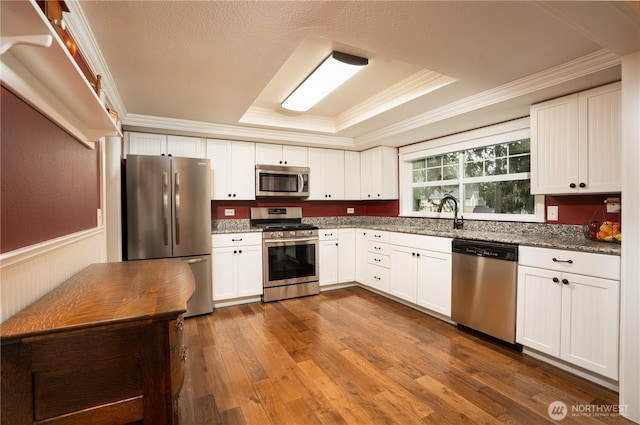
left=264, top=238, right=318, bottom=244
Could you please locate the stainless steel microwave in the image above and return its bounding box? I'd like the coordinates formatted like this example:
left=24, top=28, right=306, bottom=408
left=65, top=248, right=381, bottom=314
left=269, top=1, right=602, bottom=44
left=255, top=165, right=310, bottom=197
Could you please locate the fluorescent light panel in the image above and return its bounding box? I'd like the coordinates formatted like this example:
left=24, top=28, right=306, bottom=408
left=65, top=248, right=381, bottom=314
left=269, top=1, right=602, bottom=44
left=282, top=51, right=368, bottom=112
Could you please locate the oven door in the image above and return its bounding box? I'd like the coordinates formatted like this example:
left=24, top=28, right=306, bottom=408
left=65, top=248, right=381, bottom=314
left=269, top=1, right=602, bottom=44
left=263, top=238, right=318, bottom=287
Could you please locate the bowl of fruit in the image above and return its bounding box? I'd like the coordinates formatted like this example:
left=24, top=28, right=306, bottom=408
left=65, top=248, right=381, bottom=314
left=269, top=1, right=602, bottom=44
left=585, top=220, right=621, bottom=243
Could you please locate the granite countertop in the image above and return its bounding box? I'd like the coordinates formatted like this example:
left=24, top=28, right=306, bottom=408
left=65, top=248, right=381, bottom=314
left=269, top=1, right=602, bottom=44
left=211, top=218, right=621, bottom=255
left=335, top=224, right=621, bottom=255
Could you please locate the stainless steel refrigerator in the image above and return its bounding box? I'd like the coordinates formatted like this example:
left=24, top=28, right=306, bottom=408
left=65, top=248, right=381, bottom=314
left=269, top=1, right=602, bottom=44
left=124, top=154, right=212, bottom=317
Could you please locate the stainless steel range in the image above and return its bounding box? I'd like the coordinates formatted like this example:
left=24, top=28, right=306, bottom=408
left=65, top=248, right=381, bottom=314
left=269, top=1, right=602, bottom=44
left=251, top=207, right=319, bottom=302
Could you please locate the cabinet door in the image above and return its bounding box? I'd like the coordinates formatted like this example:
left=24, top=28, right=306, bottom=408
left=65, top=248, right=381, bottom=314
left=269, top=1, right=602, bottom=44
left=344, top=151, right=361, bottom=200
left=416, top=250, right=452, bottom=317
left=282, top=145, right=308, bottom=167
left=338, top=229, right=356, bottom=283
left=325, top=149, right=345, bottom=200
left=307, top=148, right=327, bottom=200
left=390, top=245, right=418, bottom=303
left=530, top=94, right=580, bottom=194
left=379, top=147, right=399, bottom=199
left=360, top=148, right=373, bottom=199
left=516, top=266, right=562, bottom=356
left=355, top=229, right=368, bottom=284
left=212, top=247, right=236, bottom=300
left=255, top=143, right=283, bottom=165
left=560, top=273, right=619, bottom=380
left=319, top=239, right=339, bottom=286
left=126, top=132, right=167, bottom=156
left=229, top=141, right=256, bottom=200
left=236, top=245, right=263, bottom=297
left=579, top=84, right=621, bottom=193
left=167, top=135, right=205, bottom=158
left=206, top=139, right=231, bottom=200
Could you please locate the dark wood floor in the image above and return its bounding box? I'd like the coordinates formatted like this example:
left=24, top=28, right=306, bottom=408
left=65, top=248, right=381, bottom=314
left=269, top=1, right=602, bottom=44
left=179, top=286, right=631, bottom=425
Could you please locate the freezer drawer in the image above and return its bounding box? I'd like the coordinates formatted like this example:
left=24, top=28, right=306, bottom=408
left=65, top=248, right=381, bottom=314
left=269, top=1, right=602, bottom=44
left=180, top=254, right=213, bottom=318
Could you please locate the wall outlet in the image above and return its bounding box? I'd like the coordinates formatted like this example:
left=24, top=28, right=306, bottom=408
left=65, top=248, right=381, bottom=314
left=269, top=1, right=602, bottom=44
left=224, top=208, right=235, bottom=217
left=347, top=207, right=355, bottom=214
left=547, top=205, right=559, bottom=221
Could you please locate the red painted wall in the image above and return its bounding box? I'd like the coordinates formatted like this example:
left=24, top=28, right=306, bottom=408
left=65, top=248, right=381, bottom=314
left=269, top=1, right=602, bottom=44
left=545, top=194, right=621, bottom=225
left=211, top=199, right=399, bottom=219
left=1, top=86, right=99, bottom=253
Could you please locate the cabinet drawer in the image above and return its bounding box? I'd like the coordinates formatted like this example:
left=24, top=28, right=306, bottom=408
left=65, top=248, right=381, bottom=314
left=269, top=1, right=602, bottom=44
left=367, top=240, right=389, bottom=256
left=389, top=233, right=452, bottom=253
left=367, top=230, right=390, bottom=243
left=367, top=252, right=390, bottom=268
left=170, top=345, right=187, bottom=397
left=519, top=246, right=620, bottom=280
left=168, top=316, right=184, bottom=352
left=367, top=264, right=390, bottom=293
left=319, top=229, right=338, bottom=240
left=212, top=232, right=262, bottom=247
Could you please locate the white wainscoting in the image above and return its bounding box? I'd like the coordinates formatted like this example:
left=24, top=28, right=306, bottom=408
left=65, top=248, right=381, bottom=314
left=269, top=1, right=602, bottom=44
left=0, top=227, right=107, bottom=322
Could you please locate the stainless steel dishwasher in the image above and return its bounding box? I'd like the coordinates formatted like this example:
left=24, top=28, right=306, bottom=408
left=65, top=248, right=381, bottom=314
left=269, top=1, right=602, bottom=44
left=451, top=239, right=519, bottom=345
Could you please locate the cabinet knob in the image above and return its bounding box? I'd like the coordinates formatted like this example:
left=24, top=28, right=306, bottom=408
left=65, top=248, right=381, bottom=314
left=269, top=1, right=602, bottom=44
left=552, top=277, right=560, bottom=283
left=228, top=193, right=232, bottom=197
left=562, top=278, right=569, bottom=285
left=284, top=161, right=288, bottom=164
left=579, top=182, right=586, bottom=188
left=368, top=194, right=371, bottom=198
left=569, top=183, right=577, bottom=189
left=175, top=318, right=184, bottom=331
left=416, top=253, right=420, bottom=257
left=233, top=250, right=237, bottom=254
left=335, top=243, right=338, bottom=246
left=279, top=160, right=283, bottom=164
left=181, top=345, right=188, bottom=361
left=238, top=249, right=242, bottom=254
left=412, top=252, right=416, bottom=256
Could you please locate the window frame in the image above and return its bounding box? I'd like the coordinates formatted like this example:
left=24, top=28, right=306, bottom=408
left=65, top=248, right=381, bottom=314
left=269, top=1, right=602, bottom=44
left=399, top=119, right=544, bottom=223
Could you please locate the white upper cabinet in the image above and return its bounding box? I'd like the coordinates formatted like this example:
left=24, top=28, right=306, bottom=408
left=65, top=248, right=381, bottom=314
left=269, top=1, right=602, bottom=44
left=360, top=146, right=398, bottom=200
left=125, top=132, right=205, bottom=158
left=530, top=82, right=621, bottom=195
left=308, top=148, right=345, bottom=200
left=206, top=139, right=255, bottom=200
left=344, top=151, right=361, bottom=200
left=255, top=143, right=308, bottom=167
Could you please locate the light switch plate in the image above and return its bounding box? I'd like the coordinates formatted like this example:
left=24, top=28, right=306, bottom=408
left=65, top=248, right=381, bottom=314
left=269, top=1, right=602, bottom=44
left=224, top=208, right=235, bottom=217
left=547, top=205, right=559, bottom=221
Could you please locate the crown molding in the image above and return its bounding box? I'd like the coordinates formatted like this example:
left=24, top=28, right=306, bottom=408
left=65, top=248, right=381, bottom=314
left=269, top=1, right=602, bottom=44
left=335, top=70, right=456, bottom=131
left=64, top=1, right=127, bottom=117
left=123, top=114, right=356, bottom=148
left=240, top=106, right=337, bottom=133
left=355, top=49, right=621, bottom=146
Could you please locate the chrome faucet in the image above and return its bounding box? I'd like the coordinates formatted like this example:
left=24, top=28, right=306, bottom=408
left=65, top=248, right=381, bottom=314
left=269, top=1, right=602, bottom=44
left=437, top=195, right=464, bottom=229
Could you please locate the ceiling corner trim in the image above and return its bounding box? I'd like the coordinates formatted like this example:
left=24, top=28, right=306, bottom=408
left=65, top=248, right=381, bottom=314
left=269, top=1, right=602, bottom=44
left=65, top=0, right=127, bottom=117
left=123, top=114, right=356, bottom=148
left=355, top=49, right=621, bottom=146
left=334, top=70, right=456, bottom=132
left=239, top=107, right=337, bottom=133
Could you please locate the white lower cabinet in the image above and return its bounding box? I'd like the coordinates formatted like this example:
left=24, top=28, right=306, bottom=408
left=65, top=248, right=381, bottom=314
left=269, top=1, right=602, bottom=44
left=211, top=233, right=262, bottom=302
left=389, top=233, right=452, bottom=317
left=516, top=246, right=620, bottom=380
left=319, top=228, right=356, bottom=286
left=355, top=229, right=368, bottom=284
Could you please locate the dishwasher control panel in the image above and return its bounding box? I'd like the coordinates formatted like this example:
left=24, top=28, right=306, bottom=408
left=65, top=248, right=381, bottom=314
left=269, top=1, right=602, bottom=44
left=451, top=239, right=518, bottom=261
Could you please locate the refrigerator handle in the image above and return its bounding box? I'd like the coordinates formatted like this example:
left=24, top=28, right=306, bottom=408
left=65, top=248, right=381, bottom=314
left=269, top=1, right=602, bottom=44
left=174, top=172, right=181, bottom=245
left=162, top=172, right=170, bottom=246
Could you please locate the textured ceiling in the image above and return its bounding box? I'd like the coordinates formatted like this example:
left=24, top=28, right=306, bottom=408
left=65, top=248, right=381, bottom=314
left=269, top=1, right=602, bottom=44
left=74, top=1, right=639, bottom=149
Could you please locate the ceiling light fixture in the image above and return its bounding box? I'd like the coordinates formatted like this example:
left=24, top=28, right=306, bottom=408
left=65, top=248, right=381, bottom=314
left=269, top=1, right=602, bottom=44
left=281, top=51, right=368, bottom=112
